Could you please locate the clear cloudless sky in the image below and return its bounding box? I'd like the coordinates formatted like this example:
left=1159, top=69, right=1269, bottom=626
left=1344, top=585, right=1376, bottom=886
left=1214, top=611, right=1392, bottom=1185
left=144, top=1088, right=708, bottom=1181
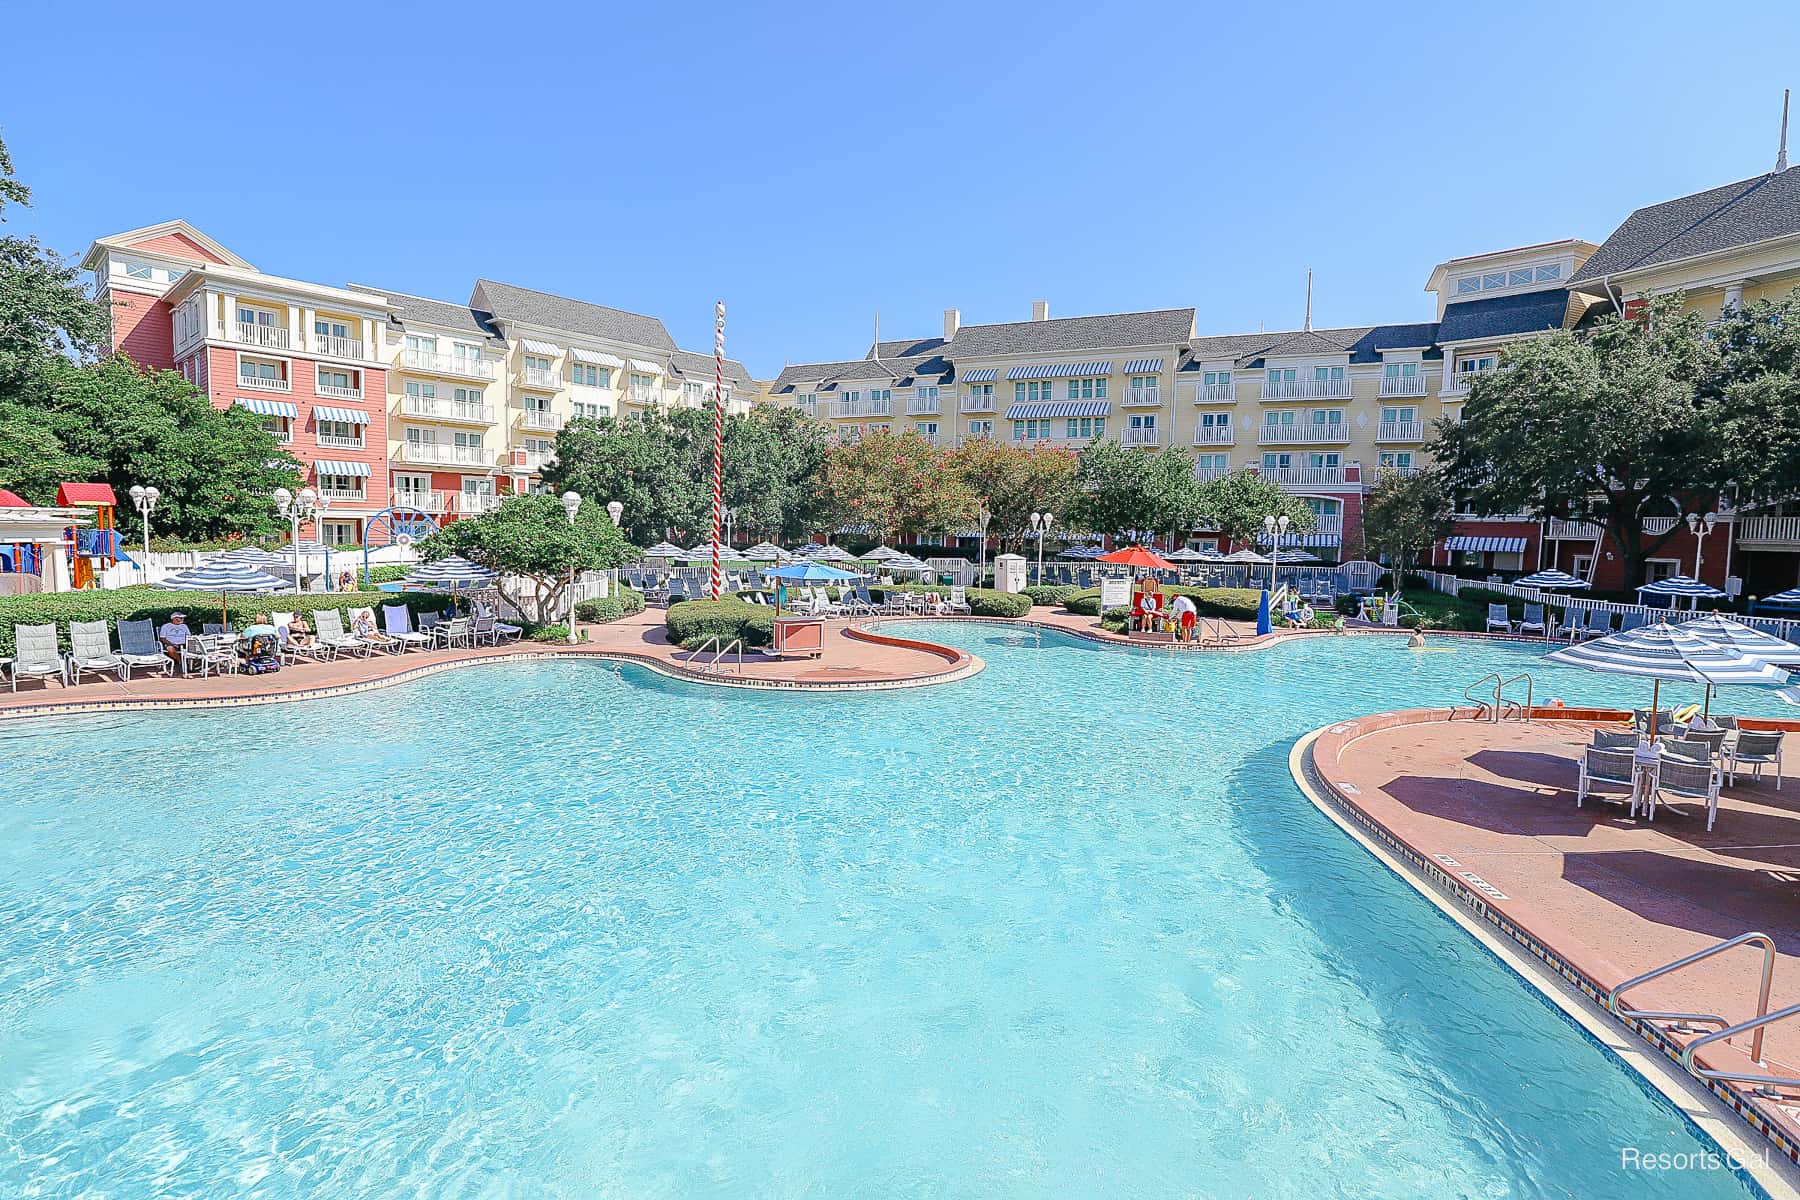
left=3, top=1, right=1797, bottom=377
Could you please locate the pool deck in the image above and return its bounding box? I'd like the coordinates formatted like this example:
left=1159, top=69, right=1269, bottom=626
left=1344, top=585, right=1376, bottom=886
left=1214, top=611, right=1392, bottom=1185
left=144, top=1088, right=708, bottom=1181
left=1303, top=709, right=1800, bottom=1170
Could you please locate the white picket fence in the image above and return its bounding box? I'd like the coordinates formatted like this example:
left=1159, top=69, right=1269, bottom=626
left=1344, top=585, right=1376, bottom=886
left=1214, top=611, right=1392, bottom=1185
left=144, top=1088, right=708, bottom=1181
left=1416, top=570, right=1800, bottom=644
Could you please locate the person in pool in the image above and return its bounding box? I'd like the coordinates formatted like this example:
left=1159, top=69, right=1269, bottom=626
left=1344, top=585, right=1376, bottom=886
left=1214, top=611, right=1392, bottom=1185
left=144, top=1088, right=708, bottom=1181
left=1408, top=627, right=1427, bottom=649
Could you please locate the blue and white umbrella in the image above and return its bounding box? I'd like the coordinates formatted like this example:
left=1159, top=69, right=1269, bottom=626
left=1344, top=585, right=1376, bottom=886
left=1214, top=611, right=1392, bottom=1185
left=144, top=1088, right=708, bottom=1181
left=740, top=541, right=791, bottom=563
left=764, top=561, right=863, bottom=584
left=642, top=542, right=687, bottom=559
left=1665, top=613, right=1800, bottom=719
left=863, top=545, right=904, bottom=562
left=1636, top=575, right=1727, bottom=609
left=1545, top=621, right=1787, bottom=737
left=1515, top=568, right=1590, bottom=590
left=810, top=544, right=863, bottom=564
left=209, top=546, right=292, bottom=568
left=403, top=555, right=497, bottom=589
left=1762, top=587, right=1800, bottom=607
left=159, top=558, right=290, bottom=626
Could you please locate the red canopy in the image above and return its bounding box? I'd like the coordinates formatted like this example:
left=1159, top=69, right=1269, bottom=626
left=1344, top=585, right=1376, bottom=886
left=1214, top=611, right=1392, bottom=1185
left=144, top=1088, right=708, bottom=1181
left=56, top=482, right=118, bottom=506
left=0, top=489, right=29, bottom=508
left=1097, top=545, right=1174, bottom=570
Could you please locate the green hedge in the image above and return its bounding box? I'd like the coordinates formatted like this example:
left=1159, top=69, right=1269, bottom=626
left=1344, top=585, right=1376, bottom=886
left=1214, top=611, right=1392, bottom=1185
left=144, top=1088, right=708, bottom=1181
left=0, top=589, right=447, bottom=656
left=1066, top=585, right=1265, bottom=620
left=1022, top=584, right=1079, bottom=607
left=665, top=599, right=775, bottom=649
left=876, top=584, right=1031, bottom=618
left=574, top=586, right=646, bottom=624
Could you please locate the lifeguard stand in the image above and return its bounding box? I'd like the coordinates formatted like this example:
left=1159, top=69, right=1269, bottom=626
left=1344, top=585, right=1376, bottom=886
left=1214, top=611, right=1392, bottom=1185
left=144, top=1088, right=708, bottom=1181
left=55, top=482, right=120, bottom=589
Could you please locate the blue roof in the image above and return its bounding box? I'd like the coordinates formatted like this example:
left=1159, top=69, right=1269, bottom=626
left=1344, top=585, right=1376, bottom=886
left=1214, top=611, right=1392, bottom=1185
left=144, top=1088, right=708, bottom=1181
left=1342, top=322, right=1443, bottom=363
left=1436, top=290, right=1571, bottom=344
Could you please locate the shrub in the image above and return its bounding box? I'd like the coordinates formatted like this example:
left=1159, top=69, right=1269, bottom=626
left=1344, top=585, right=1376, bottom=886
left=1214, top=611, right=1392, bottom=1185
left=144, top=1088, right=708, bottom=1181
left=1334, top=594, right=1361, bottom=616
left=1022, top=584, right=1079, bottom=607
left=1099, top=606, right=1132, bottom=632
left=527, top=623, right=583, bottom=643
left=876, top=584, right=1030, bottom=618
left=665, top=599, right=775, bottom=648
left=365, top=564, right=411, bottom=585
left=574, top=587, right=646, bottom=624
left=0, top=588, right=446, bottom=656
left=1066, top=584, right=1264, bottom=620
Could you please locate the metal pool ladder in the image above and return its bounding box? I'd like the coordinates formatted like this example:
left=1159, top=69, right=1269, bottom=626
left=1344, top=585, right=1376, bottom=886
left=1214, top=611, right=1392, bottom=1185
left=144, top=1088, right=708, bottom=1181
left=691, top=636, right=744, bottom=675
left=1608, top=932, right=1790, bottom=1091
left=1460, top=672, right=1534, bottom=721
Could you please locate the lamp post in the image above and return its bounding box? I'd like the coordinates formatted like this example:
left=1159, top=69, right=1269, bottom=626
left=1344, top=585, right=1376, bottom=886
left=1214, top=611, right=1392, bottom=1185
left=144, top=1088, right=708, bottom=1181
left=127, top=484, right=159, bottom=575
left=605, top=500, right=625, bottom=599
left=1029, top=511, right=1055, bottom=585
left=273, top=485, right=321, bottom=594
left=1263, top=513, right=1289, bottom=594
left=1686, top=510, right=1719, bottom=606
left=561, top=490, right=583, bottom=644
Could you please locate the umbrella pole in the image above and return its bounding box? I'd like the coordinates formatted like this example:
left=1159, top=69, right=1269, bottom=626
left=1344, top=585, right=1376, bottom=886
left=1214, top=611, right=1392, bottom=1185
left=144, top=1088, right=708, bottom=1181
left=1703, top=681, right=1713, bottom=724
left=1649, top=678, right=1661, bottom=745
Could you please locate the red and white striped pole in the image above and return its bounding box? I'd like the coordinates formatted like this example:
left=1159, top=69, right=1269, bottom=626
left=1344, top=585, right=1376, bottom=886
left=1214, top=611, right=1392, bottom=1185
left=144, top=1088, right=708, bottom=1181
left=708, top=299, right=726, bottom=600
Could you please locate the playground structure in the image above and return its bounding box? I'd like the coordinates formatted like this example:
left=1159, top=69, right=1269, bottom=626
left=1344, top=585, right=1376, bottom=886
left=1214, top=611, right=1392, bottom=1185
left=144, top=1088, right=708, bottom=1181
left=55, top=483, right=128, bottom=589
left=0, top=488, right=99, bottom=594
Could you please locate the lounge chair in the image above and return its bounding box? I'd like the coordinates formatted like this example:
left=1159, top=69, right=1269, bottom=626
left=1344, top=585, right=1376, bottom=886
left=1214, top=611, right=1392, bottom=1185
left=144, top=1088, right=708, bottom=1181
left=116, top=619, right=174, bottom=678
left=314, top=609, right=370, bottom=657
left=1618, top=610, right=1649, bottom=633
left=1519, top=604, right=1547, bottom=636
left=473, top=602, right=521, bottom=642
left=1728, top=731, right=1785, bottom=790
left=11, top=624, right=66, bottom=690
left=383, top=605, right=430, bottom=653
left=180, top=633, right=237, bottom=678
left=272, top=612, right=332, bottom=664
left=1577, top=747, right=1640, bottom=814
left=1484, top=603, right=1512, bottom=634
left=1582, top=611, right=1617, bottom=640
left=1651, top=757, right=1723, bottom=830
left=66, top=620, right=129, bottom=684
left=468, top=613, right=499, bottom=646
left=944, top=585, right=972, bottom=615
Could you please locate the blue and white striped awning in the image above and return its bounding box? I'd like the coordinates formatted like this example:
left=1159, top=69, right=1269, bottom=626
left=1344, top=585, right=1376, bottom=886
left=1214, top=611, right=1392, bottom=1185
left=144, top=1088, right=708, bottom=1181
left=1636, top=575, right=1727, bottom=599
left=312, top=405, right=368, bottom=424
left=522, top=338, right=562, bottom=355
left=1256, top=531, right=1341, bottom=548
left=1006, top=361, right=1112, bottom=380
left=961, top=368, right=998, bottom=382
left=158, top=559, right=289, bottom=594
left=1544, top=623, right=1787, bottom=687
left=236, top=397, right=297, bottom=418
left=314, top=459, right=371, bottom=478
left=1005, top=400, right=1111, bottom=419
left=570, top=347, right=625, bottom=368
left=1122, top=359, right=1164, bottom=374
left=1445, top=535, right=1526, bottom=553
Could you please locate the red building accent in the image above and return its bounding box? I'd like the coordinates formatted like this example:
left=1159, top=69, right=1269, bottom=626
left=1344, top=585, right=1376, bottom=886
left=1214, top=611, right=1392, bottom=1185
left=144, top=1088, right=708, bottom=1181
left=106, top=290, right=176, bottom=369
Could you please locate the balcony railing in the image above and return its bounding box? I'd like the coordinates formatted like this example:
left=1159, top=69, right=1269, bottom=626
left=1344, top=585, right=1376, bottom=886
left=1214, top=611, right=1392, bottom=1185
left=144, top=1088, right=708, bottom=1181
left=455, top=493, right=501, bottom=515
left=1442, top=369, right=1496, bottom=396
left=517, top=409, right=566, bottom=433
left=315, top=433, right=365, bottom=450
left=1187, top=382, right=1237, bottom=405
left=1377, top=420, right=1424, bottom=442
left=1378, top=374, right=1428, bottom=397
left=400, top=443, right=496, bottom=467
left=233, top=321, right=290, bottom=349
left=238, top=373, right=291, bottom=393
left=1258, top=423, right=1349, bottom=445
left=1374, top=463, right=1422, bottom=477
left=1192, top=425, right=1235, bottom=446
left=834, top=399, right=892, bottom=418
left=1260, top=377, right=1351, bottom=401
left=627, top=388, right=661, bottom=405
left=1739, top=516, right=1800, bottom=545
left=402, top=491, right=451, bottom=514
left=906, top=398, right=942, bottom=416
left=1260, top=466, right=1346, bottom=488
left=316, top=487, right=366, bottom=502
left=315, top=382, right=363, bottom=401
left=270, top=428, right=293, bottom=444
left=401, top=348, right=496, bottom=379
left=1194, top=464, right=1235, bottom=482
left=1121, top=387, right=1162, bottom=408
left=518, top=366, right=560, bottom=390
left=1303, top=514, right=1345, bottom=537
left=1122, top=427, right=1161, bottom=447
left=403, top=395, right=496, bottom=424
left=310, top=333, right=365, bottom=360
left=960, top=395, right=996, bottom=413
left=511, top=448, right=555, bottom=472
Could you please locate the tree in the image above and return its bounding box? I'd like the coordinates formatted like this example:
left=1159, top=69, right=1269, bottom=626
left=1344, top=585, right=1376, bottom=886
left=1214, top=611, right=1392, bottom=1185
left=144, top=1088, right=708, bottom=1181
left=422, top=492, right=635, bottom=623
left=946, top=439, right=1080, bottom=557
left=1193, top=468, right=1315, bottom=546
left=1359, top=467, right=1454, bottom=579
left=1702, top=288, right=1800, bottom=506
left=1433, top=295, right=1720, bottom=588
left=0, top=136, right=109, bottom=388
left=1070, top=440, right=1147, bottom=539
left=822, top=429, right=976, bottom=543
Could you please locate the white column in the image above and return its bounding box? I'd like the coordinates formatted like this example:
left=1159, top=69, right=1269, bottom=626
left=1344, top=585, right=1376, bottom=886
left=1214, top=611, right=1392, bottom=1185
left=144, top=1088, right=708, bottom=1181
left=220, top=292, right=238, bottom=339
left=45, top=541, right=73, bottom=593
left=1723, top=281, right=1745, bottom=314
left=289, top=306, right=304, bottom=349
left=360, top=317, right=374, bottom=360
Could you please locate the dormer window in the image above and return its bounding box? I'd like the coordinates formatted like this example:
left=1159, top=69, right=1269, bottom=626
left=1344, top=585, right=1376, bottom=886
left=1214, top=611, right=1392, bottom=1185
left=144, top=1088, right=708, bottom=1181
left=1454, top=262, right=1564, bottom=295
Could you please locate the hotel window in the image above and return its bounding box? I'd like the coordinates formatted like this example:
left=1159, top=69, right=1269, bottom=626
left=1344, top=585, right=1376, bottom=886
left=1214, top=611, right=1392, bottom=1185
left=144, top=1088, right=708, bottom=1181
left=521, top=393, right=551, bottom=414
left=1128, top=374, right=1158, bottom=392
left=237, top=305, right=279, bottom=328
left=683, top=381, right=706, bottom=403
left=1203, top=370, right=1232, bottom=388
left=393, top=472, right=430, bottom=499
left=1381, top=406, right=1416, bottom=424
left=1014, top=381, right=1056, bottom=402
left=317, top=471, right=365, bottom=499
left=314, top=317, right=351, bottom=342
left=1065, top=416, right=1105, bottom=438
left=1262, top=453, right=1292, bottom=470
left=1127, top=414, right=1155, bottom=438
left=1199, top=412, right=1230, bottom=432
left=1267, top=367, right=1296, bottom=386
left=320, top=520, right=359, bottom=546
left=406, top=380, right=439, bottom=403
left=453, top=386, right=482, bottom=406
left=239, top=358, right=284, bottom=385
left=1264, top=409, right=1296, bottom=427
left=1310, top=409, right=1344, bottom=426
left=914, top=421, right=938, bottom=439
left=260, top=416, right=292, bottom=443
left=918, top=385, right=939, bottom=402
left=1313, top=366, right=1345, bottom=386
left=1012, top=418, right=1054, bottom=440
left=455, top=431, right=486, bottom=451
left=571, top=363, right=605, bottom=387
left=968, top=383, right=993, bottom=404
left=1066, top=377, right=1106, bottom=400
left=452, top=342, right=483, bottom=365
left=1378, top=451, right=1415, bottom=469
left=524, top=354, right=552, bottom=374
left=1195, top=453, right=1230, bottom=472
left=1307, top=452, right=1340, bottom=468
left=1456, top=354, right=1499, bottom=382
left=967, top=420, right=993, bottom=438
left=316, top=368, right=355, bottom=393
left=405, top=335, right=437, bottom=361
left=573, top=400, right=607, bottom=420
left=870, top=388, right=891, bottom=404
left=1382, top=362, right=1417, bottom=386
left=628, top=372, right=656, bottom=395
left=124, top=260, right=154, bottom=280
left=316, top=418, right=362, bottom=445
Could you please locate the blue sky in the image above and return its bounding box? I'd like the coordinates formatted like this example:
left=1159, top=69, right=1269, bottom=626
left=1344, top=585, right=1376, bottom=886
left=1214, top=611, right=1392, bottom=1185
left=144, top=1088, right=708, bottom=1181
left=3, top=2, right=1796, bottom=376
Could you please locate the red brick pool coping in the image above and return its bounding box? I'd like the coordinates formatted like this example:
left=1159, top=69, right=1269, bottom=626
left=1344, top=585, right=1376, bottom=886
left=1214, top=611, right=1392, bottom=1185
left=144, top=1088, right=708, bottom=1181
left=1299, top=707, right=1800, bottom=1185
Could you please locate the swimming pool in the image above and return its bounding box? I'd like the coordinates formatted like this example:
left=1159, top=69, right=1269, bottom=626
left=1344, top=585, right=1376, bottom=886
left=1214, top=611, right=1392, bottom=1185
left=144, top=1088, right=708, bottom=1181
left=1, top=628, right=1785, bottom=1197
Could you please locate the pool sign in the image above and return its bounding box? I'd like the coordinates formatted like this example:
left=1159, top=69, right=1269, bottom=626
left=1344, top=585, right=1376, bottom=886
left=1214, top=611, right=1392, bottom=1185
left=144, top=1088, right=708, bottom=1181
left=1100, top=576, right=1131, bottom=612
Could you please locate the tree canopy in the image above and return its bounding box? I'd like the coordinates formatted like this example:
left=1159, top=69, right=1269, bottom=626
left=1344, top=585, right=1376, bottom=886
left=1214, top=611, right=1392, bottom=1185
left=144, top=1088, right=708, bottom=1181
left=1072, top=441, right=1220, bottom=542
left=822, top=429, right=977, bottom=542
left=1193, top=469, right=1316, bottom=545
left=1702, top=290, right=1800, bottom=506
left=1358, top=467, right=1454, bottom=577
left=945, top=438, right=1080, bottom=555
left=422, top=492, right=635, bottom=622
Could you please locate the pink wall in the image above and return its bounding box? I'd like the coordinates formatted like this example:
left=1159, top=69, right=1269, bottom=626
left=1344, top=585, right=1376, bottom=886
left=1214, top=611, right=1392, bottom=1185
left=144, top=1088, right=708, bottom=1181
left=107, top=290, right=175, bottom=369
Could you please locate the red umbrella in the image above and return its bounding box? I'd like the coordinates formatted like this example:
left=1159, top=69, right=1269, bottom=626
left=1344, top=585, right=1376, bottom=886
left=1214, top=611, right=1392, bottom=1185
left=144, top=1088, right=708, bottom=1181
left=1097, top=545, right=1175, bottom=571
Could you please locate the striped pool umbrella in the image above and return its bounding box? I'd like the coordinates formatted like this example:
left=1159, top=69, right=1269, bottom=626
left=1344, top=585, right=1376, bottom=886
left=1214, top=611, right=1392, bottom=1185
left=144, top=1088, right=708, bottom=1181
left=1636, top=575, right=1727, bottom=610
left=1163, top=547, right=1210, bottom=562
left=863, top=545, right=904, bottom=562
left=741, top=541, right=791, bottom=563
left=159, top=558, right=290, bottom=628
left=1544, top=621, right=1788, bottom=740
left=642, top=542, right=687, bottom=559
left=1675, top=613, right=1800, bottom=720
left=1514, top=568, right=1591, bottom=590
left=811, top=544, right=863, bottom=564
left=1762, top=587, right=1800, bottom=607
left=210, top=546, right=292, bottom=568
left=403, top=555, right=496, bottom=589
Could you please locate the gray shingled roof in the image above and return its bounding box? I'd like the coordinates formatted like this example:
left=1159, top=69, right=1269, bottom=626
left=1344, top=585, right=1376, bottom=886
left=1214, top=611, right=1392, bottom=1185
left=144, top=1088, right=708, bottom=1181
left=1571, top=167, right=1800, bottom=283
left=1178, top=321, right=1446, bottom=369
left=668, top=348, right=755, bottom=391
left=1435, top=289, right=1572, bottom=343
left=359, top=286, right=508, bottom=346
left=942, top=308, right=1195, bottom=357
left=470, top=279, right=678, bottom=351
left=868, top=335, right=948, bottom=359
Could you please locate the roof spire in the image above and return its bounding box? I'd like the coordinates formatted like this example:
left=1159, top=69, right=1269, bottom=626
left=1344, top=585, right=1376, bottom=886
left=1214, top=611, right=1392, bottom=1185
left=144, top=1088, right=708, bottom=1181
left=1779, top=88, right=1791, bottom=173
left=872, top=310, right=881, bottom=362
left=1303, top=270, right=1314, bottom=332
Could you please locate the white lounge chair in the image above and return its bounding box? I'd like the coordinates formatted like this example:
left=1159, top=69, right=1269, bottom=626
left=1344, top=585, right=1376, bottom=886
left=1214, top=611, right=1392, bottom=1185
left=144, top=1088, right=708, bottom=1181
left=1484, top=603, right=1512, bottom=634
left=314, top=609, right=370, bottom=657
left=116, top=619, right=174, bottom=678
left=1728, top=731, right=1784, bottom=790
left=945, top=585, right=972, bottom=615
left=1651, top=757, right=1723, bottom=831
left=272, top=612, right=333, bottom=664
left=11, top=624, right=66, bottom=690
left=473, top=602, right=521, bottom=642
left=1576, top=746, right=1639, bottom=815
left=66, top=620, right=129, bottom=684
left=382, top=604, right=431, bottom=653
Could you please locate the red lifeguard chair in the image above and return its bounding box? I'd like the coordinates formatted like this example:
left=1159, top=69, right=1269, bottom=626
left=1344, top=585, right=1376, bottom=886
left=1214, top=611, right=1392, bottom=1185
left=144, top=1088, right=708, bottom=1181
left=55, top=482, right=119, bottom=589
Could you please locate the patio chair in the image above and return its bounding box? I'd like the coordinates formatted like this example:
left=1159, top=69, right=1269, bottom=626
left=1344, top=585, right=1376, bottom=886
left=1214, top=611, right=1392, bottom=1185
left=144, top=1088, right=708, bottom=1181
left=1519, top=603, right=1547, bottom=636
left=382, top=604, right=431, bottom=653
left=180, top=633, right=238, bottom=679
left=945, top=585, right=972, bottom=615
left=1633, top=708, right=1676, bottom=737
left=1577, top=747, right=1640, bottom=814
left=433, top=616, right=472, bottom=649
left=418, top=611, right=442, bottom=638
left=272, top=612, right=333, bottom=665
left=1582, top=611, right=1617, bottom=640
left=472, top=601, right=522, bottom=642
left=1618, top=610, right=1649, bottom=633
left=66, top=620, right=129, bottom=684
left=1682, top=727, right=1728, bottom=760
left=116, top=619, right=174, bottom=678
left=11, top=624, right=67, bottom=690
left=1728, top=731, right=1785, bottom=790
left=1660, top=738, right=1713, bottom=766
left=1651, top=756, right=1723, bottom=830
left=314, top=609, right=370, bottom=658
left=467, top=613, right=499, bottom=646
left=1591, top=729, right=1638, bottom=751
left=1484, top=603, right=1512, bottom=634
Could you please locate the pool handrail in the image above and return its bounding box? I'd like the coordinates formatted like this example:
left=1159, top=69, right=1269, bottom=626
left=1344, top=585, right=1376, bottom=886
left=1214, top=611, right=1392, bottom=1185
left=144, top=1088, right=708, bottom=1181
left=1607, top=931, right=1778, bottom=1066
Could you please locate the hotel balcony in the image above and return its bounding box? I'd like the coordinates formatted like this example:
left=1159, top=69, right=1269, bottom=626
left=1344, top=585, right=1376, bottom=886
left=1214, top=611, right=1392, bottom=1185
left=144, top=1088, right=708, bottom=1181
left=1377, top=420, right=1425, bottom=442
left=1374, top=463, right=1422, bottom=477
left=1121, top=427, right=1162, bottom=448
left=1441, top=370, right=1496, bottom=396
left=906, top=397, right=942, bottom=416
left=1378, top=374, right=1428, bottom=398
left=401, top=348, right=496, bottom=380
left=399, top=443, right=497, bottom=468
left=626, top=388, right=662, bottom=406
left=310, top=333, right=365, bottom=360
left=1121, top=386, right=1162, bottom=408
left=316, top=486, right=367, bottom=503
left=1194, top=464, right=1235, bottom=482
left=315, top=382, right=363, bottom=401
left=516, top=409, right=566, bottom=433
left=509, top=448, right=555, bottom=472
left=1303, top=514, right=1346, bottom=538
left=1185, top=382, right=1238, bottom=405
left=455, top=493, right=502, bottom=515
left=405, top=490, right=452, bottom=514
left=238, top=373, right=291, bottom=393
left=1260, top=377, right=1352, bottom=401
left=403, top=395, right=496, bottom=425
left=1192, top=425, right=1235, bottom=446
left=834, top=399, right=892, bottom=418
left=1260, top=466, right=1346, bottom=488
left=959, top=395, right=996, bottom=413
left=316, top=433, right=365, bottom=450
left=1258, top=423, right=1349, bottom=446
left=517, top=365, right=560, bottom=390
left=1738, top=516, right=1800, bottom=546
left=231, top=321, right=290, bottom=350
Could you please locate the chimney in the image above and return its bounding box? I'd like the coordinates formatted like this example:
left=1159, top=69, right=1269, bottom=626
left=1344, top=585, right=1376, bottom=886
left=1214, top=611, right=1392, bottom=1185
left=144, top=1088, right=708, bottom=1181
left=944, top=308, right=960, bottom=342
left=1031, top=300, right=1050, bottom=322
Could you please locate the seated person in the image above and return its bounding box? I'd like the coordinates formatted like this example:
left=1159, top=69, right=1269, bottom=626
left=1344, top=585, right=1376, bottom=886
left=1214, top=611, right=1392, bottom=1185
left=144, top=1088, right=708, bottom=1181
left=350, top=606, right=396, bottom=649
left=285, top=613, right=316, bottom=648
left=157, top=611, right=192, bottom=658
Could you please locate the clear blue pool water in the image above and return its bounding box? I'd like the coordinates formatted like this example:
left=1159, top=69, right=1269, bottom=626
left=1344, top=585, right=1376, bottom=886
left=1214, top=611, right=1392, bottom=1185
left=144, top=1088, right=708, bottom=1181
left=2, top=627, right=1786, bottom=1198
